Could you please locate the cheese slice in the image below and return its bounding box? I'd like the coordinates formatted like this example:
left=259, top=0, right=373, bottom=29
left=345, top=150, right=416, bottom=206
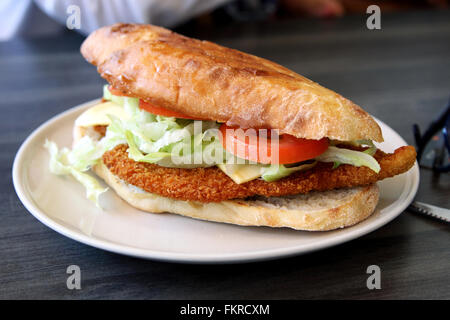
left=217, top=163, right=264, bottom=184
left=75, top=101, right=129, bottom=127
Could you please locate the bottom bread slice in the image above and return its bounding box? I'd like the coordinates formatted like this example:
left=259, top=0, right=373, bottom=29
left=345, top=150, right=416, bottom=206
left=93, top=162, right=379, bottom=231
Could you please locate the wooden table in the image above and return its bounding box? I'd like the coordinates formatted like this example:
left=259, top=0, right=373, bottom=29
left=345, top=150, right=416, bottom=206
left=1, top=10, right=449, bottom=299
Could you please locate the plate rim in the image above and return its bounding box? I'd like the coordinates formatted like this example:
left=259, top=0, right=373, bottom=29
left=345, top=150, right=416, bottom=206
left=12, top=99, right=420, bottom=264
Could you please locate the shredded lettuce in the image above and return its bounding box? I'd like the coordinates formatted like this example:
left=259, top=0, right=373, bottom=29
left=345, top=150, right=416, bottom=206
left=361, top=140, right=377, bottom=156
left=103, top=84, right=128, bottom=106
left=349, top=139, right=377, bottom=156
left=315, top=146, right=380, bottom=173
left=125, top=130, right=172, bottom=163
left=44, top=139, right=108, bottom=207
left=332, top=161, right=341, bottom=169
left=261, top=162, right=317, bottom=182
left=103, top=84, right=112, bottom=100
left=103, top=86, right=222, bottom=168
left=328, top=139, right=377, bottom=169
left=331, top=139, right=377, bottom=156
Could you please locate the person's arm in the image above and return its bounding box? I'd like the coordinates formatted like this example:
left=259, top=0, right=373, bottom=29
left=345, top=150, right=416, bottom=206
left=34, top=0, right=232, bottom=35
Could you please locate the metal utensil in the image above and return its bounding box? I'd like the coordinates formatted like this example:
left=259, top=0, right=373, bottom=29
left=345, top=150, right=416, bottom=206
left=407, top=201, right=450, bottom=223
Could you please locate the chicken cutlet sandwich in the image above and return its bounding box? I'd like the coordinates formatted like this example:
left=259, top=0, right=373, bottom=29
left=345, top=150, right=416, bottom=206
left=45, top=23, right=416, bottom=231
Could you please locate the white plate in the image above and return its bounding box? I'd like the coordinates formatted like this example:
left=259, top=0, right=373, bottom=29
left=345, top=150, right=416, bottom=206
left=13, top=99, right=419, bottom=264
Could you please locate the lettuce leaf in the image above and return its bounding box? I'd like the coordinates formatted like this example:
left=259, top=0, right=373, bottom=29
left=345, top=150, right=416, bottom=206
left=361, top=140, right=377, bottom=156
left=261, top=162, right=317, bottom=182
left=124, top=130, right=172, bottom=163
left=44, top=139, right=107, bottom=207
left=103, top=86, right=222, bottom=167
left=315, top=146, right=380, bottom=173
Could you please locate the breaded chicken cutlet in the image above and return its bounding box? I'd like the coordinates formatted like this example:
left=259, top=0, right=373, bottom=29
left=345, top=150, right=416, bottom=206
left=102, top=144, right=416, bottom=202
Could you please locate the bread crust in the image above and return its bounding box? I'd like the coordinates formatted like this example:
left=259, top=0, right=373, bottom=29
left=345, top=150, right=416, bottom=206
left=81, top=23, right=383, bottom=142
left=93, top=162, right=379, bottom=231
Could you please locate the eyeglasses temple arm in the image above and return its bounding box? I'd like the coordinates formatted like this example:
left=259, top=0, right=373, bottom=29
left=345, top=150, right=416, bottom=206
left=413, top=98, right=450, bottom=161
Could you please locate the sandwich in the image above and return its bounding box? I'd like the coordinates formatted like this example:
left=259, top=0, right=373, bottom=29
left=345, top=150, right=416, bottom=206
left=45, top=23, right=416, bottom=231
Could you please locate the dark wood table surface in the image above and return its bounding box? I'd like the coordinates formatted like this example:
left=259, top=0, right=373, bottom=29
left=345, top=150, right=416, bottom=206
left=1, top=10, right=449, bottom=300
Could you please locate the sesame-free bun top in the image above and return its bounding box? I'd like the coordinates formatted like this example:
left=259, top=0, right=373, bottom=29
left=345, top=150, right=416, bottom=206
left=81, top=23, right=383, bottom=142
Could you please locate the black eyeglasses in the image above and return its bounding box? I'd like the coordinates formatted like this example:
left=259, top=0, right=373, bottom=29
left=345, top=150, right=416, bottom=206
left=413, top=98, right=450, bottom=173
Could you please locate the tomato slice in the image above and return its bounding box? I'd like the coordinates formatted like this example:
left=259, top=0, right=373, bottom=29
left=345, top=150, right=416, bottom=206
left=219, top=124, right=328, bottom=164
left=108, top=86, right=205, bottom=120
left=139, top=100, right=205, bottom=120
left=108, top=85, right=128, bottom=96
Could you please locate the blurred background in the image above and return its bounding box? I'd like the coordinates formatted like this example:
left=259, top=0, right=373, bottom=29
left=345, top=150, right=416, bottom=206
left=0, top=0, right=449, bottom=40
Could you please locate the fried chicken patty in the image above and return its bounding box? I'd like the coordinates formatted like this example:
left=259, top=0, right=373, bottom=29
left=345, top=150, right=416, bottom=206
left=101, top=144, right=416, bottom=202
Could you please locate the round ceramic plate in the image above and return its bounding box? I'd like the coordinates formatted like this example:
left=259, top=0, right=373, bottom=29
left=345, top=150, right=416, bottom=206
left=13, top=99, right=419, bottom=264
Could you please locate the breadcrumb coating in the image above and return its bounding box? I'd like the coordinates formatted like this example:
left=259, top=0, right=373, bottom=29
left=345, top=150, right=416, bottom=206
left=101, top=144, right=416, bottom=202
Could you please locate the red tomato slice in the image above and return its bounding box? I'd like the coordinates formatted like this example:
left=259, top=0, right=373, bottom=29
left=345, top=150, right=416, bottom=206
left=108, top=85, right=128, bottom=96
left=109, top=86, right=205, bottom=120
left=219, top=124, right=328, bottom=164
left=139, top=100, right=205, bottom=120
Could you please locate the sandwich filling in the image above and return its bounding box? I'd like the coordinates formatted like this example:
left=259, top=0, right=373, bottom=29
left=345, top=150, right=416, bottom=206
left=45, top=86, right=416, bottom=206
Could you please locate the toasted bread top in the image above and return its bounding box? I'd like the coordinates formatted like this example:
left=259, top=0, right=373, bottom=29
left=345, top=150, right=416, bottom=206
left=81, top=23, right=383, bottom=142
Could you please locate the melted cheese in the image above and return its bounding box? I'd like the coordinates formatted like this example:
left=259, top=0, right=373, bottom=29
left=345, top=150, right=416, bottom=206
left=75, top=101, right=129, bottom=127
left=217, top=163, right=263, bottom=184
